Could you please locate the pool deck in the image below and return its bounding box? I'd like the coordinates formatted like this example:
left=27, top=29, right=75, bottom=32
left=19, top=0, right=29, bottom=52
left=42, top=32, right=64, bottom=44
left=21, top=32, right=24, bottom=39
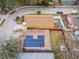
left=20, top=29, right=52, bottom=51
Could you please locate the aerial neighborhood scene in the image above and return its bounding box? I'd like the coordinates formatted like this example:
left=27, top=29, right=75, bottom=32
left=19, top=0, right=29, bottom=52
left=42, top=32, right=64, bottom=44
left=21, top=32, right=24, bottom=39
left=0, top=0, right=79, bottom=59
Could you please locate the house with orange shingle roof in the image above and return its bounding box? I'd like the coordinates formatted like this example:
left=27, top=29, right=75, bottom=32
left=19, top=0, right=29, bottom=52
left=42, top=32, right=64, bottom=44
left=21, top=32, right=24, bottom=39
left=24, top=15, right=54, bottom=29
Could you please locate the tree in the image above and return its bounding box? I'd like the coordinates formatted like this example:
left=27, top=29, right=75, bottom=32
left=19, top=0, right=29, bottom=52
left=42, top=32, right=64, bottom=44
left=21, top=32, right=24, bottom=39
left=41, top=0, right=49, bottom=6
left=7, top=0, right=16, bottom=10
left=0, top=0, right=16, bottom=13
left=0, top=0, right=7, bottom=13
left=0, top=38, right=20, bottom=59
left=37, top=10, right=41, bottom=14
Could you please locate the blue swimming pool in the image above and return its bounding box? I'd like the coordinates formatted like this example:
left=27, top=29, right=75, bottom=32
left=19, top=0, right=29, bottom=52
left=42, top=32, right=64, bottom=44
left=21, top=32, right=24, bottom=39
left=24, top=35, right=45, bottom=47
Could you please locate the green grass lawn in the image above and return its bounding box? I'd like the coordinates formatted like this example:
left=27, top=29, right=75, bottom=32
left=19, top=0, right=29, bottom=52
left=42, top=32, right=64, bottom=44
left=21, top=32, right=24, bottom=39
left=50, top=31, right=64, bottom=59
left=50, top=31, right=64, bottom=51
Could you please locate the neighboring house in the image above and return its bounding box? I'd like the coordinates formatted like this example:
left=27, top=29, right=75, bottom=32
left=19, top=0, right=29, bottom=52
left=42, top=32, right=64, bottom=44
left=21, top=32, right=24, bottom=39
left=26, top=0, right=43, bottom=5
left=77, top=0, right=79, bottom=4
left=67, top=15, right=79, bottom=28
left=49, top=0, right=77, bottom=5
left=61, top=0, right=77, bottom=5
left=72, top=15, right=79, bottom=27
left=49, top=0, right=60, bottom=2
left=67, top=15, right=73, bottom=26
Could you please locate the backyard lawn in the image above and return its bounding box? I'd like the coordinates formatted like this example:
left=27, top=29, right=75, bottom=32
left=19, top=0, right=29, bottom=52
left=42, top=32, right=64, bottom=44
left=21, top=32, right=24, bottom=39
left=50, top=31, right=64, bottom=59
left=50, top=31, right=64, bottom=52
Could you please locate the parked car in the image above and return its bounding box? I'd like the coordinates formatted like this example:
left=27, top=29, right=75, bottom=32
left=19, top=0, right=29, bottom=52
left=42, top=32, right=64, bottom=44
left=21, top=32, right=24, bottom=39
left=70, top=10, right=79, bottom=14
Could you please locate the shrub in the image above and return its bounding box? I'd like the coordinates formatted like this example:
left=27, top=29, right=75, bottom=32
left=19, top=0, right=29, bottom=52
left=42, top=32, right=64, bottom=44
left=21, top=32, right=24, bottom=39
left=0, top=38, right=20, bottom=59
left=41, top=0, right=49, bottom=6
left=37, top=11, right=41, bottom=14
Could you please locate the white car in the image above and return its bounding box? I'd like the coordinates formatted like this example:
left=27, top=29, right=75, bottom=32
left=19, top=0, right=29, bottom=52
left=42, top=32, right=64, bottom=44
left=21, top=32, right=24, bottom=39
left=71, top=10, right=79, bottom=14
